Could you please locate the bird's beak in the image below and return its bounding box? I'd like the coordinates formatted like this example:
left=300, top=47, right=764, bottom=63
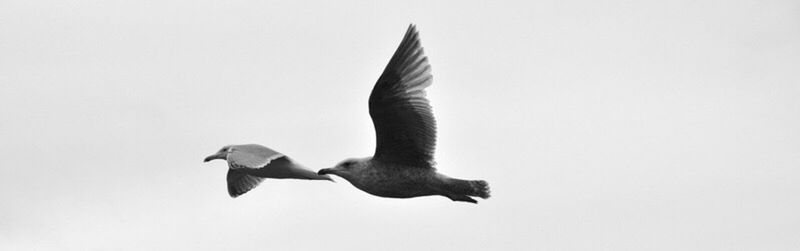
left=317, top=168, right=335, bottom=175
left=204, top=152, right=226, bottom=162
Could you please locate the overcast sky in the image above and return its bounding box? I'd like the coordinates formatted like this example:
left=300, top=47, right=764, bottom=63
left=1, top=0, right=799, bottom=250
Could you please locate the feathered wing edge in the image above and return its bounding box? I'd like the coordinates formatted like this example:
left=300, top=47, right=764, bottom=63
left=226, top=169, right=265, bottom=198
left=369, top=24, right=437, bottom=168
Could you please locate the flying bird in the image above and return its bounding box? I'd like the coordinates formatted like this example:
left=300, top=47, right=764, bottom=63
left=204, top=144, right=332, bottom=197
left=317, top=24, right=491, bottom=203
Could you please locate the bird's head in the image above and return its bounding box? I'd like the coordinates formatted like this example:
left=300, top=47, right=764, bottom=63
left=317, top=157, right=369, bottom=179
left=204, top=145, right=234, bottom=162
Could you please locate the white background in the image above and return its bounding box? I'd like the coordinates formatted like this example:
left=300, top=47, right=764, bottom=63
left=1, top=0, right=798, bottom=250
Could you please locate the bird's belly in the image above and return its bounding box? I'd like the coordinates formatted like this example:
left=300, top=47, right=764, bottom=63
left=354, top=169, right=439, bottom=198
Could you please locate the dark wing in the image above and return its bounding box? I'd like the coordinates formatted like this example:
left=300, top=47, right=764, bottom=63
left=226, top=169, right=265, bottom=198
left=369, top=24, right=436, bottom=168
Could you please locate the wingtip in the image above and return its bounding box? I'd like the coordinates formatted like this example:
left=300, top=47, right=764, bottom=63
left=406, top=23, right=419, bottom=36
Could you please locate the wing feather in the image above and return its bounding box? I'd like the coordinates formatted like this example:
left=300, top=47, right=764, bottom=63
left=369, top=24, right=436, bottom=168
left=226, top=169, right=265, bottom=197
left=227, top=144, right=284, bottom=170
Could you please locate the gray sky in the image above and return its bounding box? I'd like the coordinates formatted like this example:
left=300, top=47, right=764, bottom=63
left=1, top=0, right=799, bottom=250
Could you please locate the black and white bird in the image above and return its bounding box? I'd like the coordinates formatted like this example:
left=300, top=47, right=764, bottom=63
left=204, top=144, right=332, bottom=198
left=317, top=24, right=490, bottom=203
left=204, top=24, right=490, bottom=203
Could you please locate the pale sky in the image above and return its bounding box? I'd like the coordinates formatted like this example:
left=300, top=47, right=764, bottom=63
left=1, top=0, right=799, bottom=250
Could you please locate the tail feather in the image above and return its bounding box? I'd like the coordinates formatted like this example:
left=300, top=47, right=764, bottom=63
left=470, top=180, right=491, bottom=199
left=446, top=178, right=491, bottom=202
left=258, top=157, right=334, bottom=182
left=296, top=168, right=334, bottom=181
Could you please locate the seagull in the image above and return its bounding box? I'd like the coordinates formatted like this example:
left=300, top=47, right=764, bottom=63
left=317, top=24, right=491, bottom=203
left=204, top=144, right=332, bottom=198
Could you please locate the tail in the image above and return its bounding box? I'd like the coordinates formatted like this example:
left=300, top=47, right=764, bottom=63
left=445, top=178, right=491, bottom=203
left=265, top=157, right=334, bottom=182
left=469, top=180, right=491, bottom=199
left=295, top=168, right=334, bottom=182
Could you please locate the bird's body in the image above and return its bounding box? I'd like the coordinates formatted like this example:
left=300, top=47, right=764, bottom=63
left=239, top=155, right=326, bottom=180
left=335, top=158, right=489, bottom=203
left=204, top=144, right=332, bottom=197
left=343, top=158, right=438, bottom=198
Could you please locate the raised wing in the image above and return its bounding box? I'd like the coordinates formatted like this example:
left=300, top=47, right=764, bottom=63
left=369, top=24, right=436, bottom=168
